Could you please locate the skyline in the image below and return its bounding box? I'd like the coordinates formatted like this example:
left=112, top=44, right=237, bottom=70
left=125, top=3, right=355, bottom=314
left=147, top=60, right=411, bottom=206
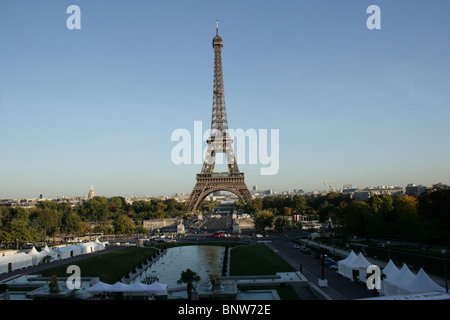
left=1, top=1, right=450, bottom=199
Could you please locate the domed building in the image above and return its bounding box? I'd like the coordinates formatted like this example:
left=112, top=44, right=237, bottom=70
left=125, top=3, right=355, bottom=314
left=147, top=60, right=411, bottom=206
left=87, top=185, right=95, bottom=200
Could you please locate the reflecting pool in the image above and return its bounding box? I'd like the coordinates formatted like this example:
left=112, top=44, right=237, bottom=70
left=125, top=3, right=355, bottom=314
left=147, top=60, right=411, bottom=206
left=134, top=245, right=225, bottom=290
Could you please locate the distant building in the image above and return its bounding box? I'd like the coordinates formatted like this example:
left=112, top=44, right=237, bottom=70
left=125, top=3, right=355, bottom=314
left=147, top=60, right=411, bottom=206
left=88, top=185, right=95, bottom=200
left=353, top=191, right=372, bottom=201
left=349, top=185, right=404, bottom=201
left=405, top=184, right=428, bottom=196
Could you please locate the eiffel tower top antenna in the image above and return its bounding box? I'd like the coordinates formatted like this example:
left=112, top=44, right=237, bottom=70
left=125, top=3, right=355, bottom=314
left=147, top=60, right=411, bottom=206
left=216, top=20, right=219, bottom=36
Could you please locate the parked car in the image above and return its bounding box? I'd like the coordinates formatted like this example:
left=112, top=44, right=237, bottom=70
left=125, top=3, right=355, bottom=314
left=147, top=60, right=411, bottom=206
left=300, top=246, right=311, bottom=254
left=321, top=256, right=338, bottom=269
left=328, top=262, right=338, bottom=270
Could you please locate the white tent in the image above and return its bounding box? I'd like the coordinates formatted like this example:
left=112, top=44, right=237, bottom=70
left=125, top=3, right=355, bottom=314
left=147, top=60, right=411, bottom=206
left=382, top=259, right=400, bottom=279
left=383, top=263, right=416, bottom=296
left=86, top=281, right=168, bottom=298
left=109, top=281, right=129, bottom=292
left=127, top=282, right=150, bottom=292
left=338, top=250, right=358, bottom=279
left=381, top=260, right=400, bottom=295
left=0, top=255, right=11, bottom=274
left=350, top=253, right=373, bottom=283
left=94, top=238, right=105, bottom=250
left=42, top=245, right=51, bottom=255
left=28, top=247, right=39, bottom=255
left=0, top=252, right=33, bottom=274
left=145, top=281, right=168, bottom=295
left=56, top=244, right=82, bottom=260
left=86, top=281, right=113, bottom=294
left=78, top=242, right=98, bottom=254
left=397, top=268, right=446, bottom=295
left=27, top=247, right=49, bottom=266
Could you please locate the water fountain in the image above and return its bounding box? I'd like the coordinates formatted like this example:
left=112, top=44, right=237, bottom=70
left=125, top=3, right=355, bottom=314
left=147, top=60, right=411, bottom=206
left=25, top=275, right=77, bottom=300
left=197, top=274, right=237, bottom=299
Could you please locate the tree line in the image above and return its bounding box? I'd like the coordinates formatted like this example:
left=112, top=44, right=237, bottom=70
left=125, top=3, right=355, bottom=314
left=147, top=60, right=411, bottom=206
left=2, top=183, right=448, bottom=246
left=248, top=184, right=450, bottom=245
left=0, top=197, right=187, bottom=244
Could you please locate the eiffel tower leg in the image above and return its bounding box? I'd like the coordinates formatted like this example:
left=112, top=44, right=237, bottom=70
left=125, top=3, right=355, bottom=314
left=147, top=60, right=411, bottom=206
left=188, top=176, right=253, bottom=213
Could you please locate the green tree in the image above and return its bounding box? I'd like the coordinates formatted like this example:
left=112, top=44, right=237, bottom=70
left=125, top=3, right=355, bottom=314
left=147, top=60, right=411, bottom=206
left=253, top=210, right=274, bottom=232
left=31, top=207, right=62, bottom=237
left=367, top=194, right=394, bottom=215
left=36, top=200, right=71, bottom=214
left=177, top=268, right=201, bottom=300
left=61, top=211, right=83, bottom=234
left=155, top=202, right=168, bottom=218
left=366, top=194, right=395, bottom=238
left=342, top=202, right=371, bottom=239
left=113, top=215, right=135, bottom=234
left=135, top=225, right=149, bottom=234
left=419, top=184, right=450, bottom=233
left=241, top=202, right=257, bottom=214
left=80, top=197, right=110, bottom=221
left=0, top=207, right=13, bottom=227
left=0, top=208, right=40, bottom=242
left=390, top=195, right=418, bottom=241
left=108, top=196, right=128, bottom=215
left=274, top=216, right=288, bottom=231
left=163, top=198, right=178, bottom=214
left=282, top=207, right=292, bottom=216
left=12, top=207, right=30, bottom=221
left=292, top=195, right=309, bottom=213
left=1, top=218, right=40, bottom=243
left=132, top=200, right=153, bottom=214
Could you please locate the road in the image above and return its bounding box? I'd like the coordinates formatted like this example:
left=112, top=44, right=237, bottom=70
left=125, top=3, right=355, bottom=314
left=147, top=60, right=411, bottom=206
left=266, top=239, right=375, bottom=300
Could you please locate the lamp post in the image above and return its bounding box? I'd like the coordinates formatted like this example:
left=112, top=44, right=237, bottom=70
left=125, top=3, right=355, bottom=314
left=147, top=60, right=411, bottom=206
left=318, top=250, right=328, bottom=287
left=442, top=249, right=448, bottom=293
left=387, top=241, right=390, bottom=260
left=321, top=253, right=325, bottom=280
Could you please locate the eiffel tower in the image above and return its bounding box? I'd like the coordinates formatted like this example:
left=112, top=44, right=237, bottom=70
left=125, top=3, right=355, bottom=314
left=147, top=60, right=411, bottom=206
left=187, top=21, right=253, bottom=213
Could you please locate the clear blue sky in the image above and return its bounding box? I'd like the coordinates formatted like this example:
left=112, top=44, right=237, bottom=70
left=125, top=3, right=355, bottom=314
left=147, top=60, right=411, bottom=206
left=1, top=0, right=449, bottom=199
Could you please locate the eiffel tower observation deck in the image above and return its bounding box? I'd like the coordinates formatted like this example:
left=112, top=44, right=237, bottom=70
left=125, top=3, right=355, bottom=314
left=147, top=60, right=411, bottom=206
left=187, top=21, right=253, bottom=213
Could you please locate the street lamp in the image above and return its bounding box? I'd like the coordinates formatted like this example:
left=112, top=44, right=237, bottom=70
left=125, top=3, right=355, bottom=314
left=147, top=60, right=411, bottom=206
left=442, top=249, right=448, bottom=293
left=387, top=241, right=390, bottom=260
left=321, top=253, right=325, bottom=280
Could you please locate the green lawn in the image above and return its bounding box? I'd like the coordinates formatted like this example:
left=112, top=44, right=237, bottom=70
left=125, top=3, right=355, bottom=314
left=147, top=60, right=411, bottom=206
left=38, top=247, right=158, bottom=284
left=230, top=244, right=295, bottom=276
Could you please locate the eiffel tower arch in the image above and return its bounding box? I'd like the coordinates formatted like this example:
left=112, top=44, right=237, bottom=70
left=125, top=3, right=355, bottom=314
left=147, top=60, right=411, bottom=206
left=188, top=21, right=253, bottom=213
